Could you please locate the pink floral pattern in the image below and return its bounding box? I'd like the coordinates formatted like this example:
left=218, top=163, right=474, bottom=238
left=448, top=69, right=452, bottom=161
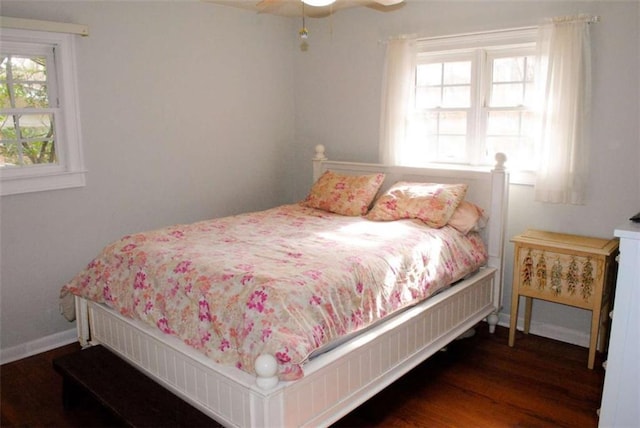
left=367, top=182, right=468, bottom=228
left=62, top=204, right=487, bottom=381
left=302, top=170, right=385, bottom=216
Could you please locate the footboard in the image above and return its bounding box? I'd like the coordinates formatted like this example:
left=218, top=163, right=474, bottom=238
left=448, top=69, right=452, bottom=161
left=77, top=267, right=495, bottom=428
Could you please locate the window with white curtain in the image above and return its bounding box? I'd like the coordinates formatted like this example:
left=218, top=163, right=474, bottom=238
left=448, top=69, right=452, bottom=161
left=1, top=27, right=85, bottom=196
left=404, top=29, right=539, bottom=180
left=381, top=19, right=594, bottom=202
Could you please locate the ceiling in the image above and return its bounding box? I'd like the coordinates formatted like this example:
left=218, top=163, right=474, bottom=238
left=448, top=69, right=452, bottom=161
left=204, top=0, right=406, bottom=18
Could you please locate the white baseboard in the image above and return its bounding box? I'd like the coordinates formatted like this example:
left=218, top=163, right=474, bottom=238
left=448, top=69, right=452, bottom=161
left=0, top=328, right=77, bottom=365
left=498, top=313, right=590, bottom=348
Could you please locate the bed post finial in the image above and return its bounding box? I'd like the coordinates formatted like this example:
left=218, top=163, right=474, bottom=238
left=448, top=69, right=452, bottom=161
left=314, top=144, right=327, bottom=161
left=312, top=145, right=328, bottom=183
left=493, top=152, right=507, bottom=171
left=255, top=354, right=279, bottom=390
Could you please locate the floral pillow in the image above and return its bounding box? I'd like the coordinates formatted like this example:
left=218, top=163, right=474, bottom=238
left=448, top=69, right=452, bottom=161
left=447, top=200, right=488, bottom=234
left=366, top=181, right=468, bottom=228
left=302, top=170, right=386, bottom=216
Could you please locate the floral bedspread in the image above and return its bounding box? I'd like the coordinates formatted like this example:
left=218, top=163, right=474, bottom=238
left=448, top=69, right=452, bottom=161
left=62, top=204, right=487, bottom=380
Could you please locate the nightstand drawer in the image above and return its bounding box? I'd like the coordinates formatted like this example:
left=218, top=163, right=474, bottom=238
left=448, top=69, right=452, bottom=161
left=514, top=247, right=605, bottom=309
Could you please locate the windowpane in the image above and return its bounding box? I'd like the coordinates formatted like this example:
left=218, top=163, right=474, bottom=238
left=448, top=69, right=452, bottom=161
left=443, top=61, right=471, bottom=84
left=416, top=61, right=472, bottom=108
left=1, top=51, right=57, bottom=169
left=440, top=111, right=467, bottom=134
left=8, top=56, right=47, bottom=81
left=13, top=83, right=49, bottom=108
left=443, top=86, right=470, bottom=107
left=1, top=56, right=49, bottom=108
left=0, top=114, right=57, bottom=165
left=416, top=63, right=442, bottom=86
left=0, top=56, right=6, bottom=80
left=424, top=111, right=438, bottom=134
left=0, top=114, right=15, bottom=140
left=520, top=110, right=538, bottom=137
left=524, top=82, right=536, bottom=106
left=20, top=140, right=57, bottom=165
left=415, top=87, right=442, bottom=109
left=437, top=136, right=466, bottom=162
left=490, top=55, right=536, bottom=108
left=491, top=82, right=524, bottom=107
left=525, top=56, right=535, bottom=80
left=19, top=114, right=54, bottom=139
left=493, top=57, right=524, bottom=82
left=487, top=111, right=521, bottom=135
left=0, top=142, right=19, bottom=166
left=0, top=84, right=9, bottom=110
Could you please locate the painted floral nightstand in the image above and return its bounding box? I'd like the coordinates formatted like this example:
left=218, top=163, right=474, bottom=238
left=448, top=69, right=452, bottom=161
left=508, top=229, right=619, bottom=369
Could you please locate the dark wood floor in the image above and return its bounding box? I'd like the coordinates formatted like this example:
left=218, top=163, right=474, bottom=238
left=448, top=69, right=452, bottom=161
left=1, top=325, right=605, bottom=427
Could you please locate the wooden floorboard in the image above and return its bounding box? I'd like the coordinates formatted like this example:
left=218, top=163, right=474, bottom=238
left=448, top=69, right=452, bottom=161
left=1, top=325, right=605, bottom=427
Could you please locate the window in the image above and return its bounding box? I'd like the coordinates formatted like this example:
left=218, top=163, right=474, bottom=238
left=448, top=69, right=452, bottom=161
left=406, top=29, right=538, bottom=178
left=1, top=27, right=85, bottom=196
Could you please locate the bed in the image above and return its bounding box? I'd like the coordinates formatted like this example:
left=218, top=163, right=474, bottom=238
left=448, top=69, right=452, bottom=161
left=62, top=145, right=509, bottom=427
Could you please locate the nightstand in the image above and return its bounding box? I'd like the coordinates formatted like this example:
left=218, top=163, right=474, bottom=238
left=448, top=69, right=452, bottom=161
left=508, top=229, right=619, bottom=369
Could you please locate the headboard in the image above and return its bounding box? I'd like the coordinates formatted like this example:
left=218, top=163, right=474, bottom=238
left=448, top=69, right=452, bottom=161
left=311, top=144, right=509, bottom=313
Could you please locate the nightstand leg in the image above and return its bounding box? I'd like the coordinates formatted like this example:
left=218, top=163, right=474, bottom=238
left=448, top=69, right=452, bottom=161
left=524, top=297, right=533, bottom=335
left=509, top=292, right=519, bottom=347
left=597, top=302, right=610, bottom=353
left=588, top=309, right=599, bottom=370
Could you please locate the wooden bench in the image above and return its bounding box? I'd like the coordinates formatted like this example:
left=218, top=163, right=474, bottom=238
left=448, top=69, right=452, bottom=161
left=53, top=345, right=218, bottom=427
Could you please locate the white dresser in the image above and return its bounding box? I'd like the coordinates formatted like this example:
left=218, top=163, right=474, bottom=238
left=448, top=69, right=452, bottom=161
left=598, top=221, right=640, bottom=427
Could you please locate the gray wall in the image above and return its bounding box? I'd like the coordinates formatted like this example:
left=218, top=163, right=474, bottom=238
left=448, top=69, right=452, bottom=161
left=1, top=0, right=639, bottom=360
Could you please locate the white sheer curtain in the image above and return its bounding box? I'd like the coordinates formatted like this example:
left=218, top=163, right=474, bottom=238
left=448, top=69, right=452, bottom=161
left=379, top=37, right=416, bottom=165
left=534, top=15, right=595, bottom=204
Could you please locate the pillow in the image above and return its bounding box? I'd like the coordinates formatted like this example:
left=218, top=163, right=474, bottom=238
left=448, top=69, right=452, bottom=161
left=447, top=200, right=488, bottom=234
left=302, top=170, right=385, bottom=216
left=366, top=181, right=468, bottom=228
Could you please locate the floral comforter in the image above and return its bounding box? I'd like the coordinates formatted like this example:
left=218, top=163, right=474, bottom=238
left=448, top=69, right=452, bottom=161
left=62, top=204, right=487, bottom=380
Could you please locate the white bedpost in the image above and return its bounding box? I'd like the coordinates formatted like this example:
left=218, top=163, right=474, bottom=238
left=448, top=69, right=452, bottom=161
left=312, top=144, right=327, bottom=183
left=255, top=354, right=279, bottom=389
left=75, top=296, right=91, bottom=347
left=487, top=152, right=509, bottom=333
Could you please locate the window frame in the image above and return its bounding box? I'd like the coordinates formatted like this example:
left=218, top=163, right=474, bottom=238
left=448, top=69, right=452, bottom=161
left=482, top=45, right=538, bottom=171
left=414, top=28, right=538, bottom=184
left=1, top=27, right=85, bottom=196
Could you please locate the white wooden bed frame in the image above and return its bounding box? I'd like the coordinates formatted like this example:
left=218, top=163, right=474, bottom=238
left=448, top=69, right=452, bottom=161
left=73, top=145, right=509, bottom=427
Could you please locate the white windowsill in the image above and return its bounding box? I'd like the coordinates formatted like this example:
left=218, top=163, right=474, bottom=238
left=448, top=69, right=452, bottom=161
left=416, top=161, right=536, bottom=186
left=1, top=170, right=86, bottom=196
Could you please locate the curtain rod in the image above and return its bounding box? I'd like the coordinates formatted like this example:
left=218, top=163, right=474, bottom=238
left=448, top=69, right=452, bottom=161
left=380, top=14, right=600, bottom=45
left=0, top=16, right=89, bottom=36
left=379, top=25, right=537, bottom=45
left=548, top=14, right=600, bottom=24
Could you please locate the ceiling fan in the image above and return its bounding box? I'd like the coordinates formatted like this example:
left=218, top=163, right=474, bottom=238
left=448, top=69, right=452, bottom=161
left=207, top=0, right=405, bottom=18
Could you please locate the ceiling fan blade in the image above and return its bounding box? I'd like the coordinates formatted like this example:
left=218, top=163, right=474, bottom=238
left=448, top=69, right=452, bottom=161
left=366, top=0, right=405, bottom=12
left=257, top=0, right=337, bottom=17
left=371, top=0, right=404, bottom=4
left=256, top=0, right=279, bottom=11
